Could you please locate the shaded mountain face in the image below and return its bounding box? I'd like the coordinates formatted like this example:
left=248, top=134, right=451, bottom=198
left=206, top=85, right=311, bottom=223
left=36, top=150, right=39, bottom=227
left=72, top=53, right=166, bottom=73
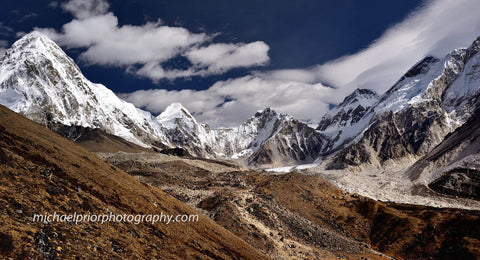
left=158, top=104, right=328, bottom=167
left=244, top=109, right=327, bottom=167
left=0, top=104, right=267, bottom=259
left=326, top=36, right=480, bottom=169
left=406, top=96, right=480, bottom=201
left=318, top=89, right=379, bottom=132
left=317, top=88, right=379, bottom=153
left=0, top=31, right=169, bottom=148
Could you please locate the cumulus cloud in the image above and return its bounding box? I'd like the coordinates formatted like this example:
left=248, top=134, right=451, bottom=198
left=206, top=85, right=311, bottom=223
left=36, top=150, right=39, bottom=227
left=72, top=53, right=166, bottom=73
left=36, top=0, right=270, bottom=81
left=120, top=76, right=333, bottom=128
left=134, top=41, right=270, bottom=81
left=134, top=63, right=198, bottom=81
left=121, top=0, right=480, bottom=127
left=41, top=15, right=206, bottom=65
left=186, top=42, right=270, bottom=74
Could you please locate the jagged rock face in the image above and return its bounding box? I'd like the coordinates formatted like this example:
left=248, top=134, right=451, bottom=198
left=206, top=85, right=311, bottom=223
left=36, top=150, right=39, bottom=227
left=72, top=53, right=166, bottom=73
left=219, top=108, right=287, bottom=159
left=0, top=31, right=168, bottom=147
left=326, top=36, right=480, bottom=169
left=317, top=89, right=379, bottom=132
left=47, top=123, right=92, bottom=141
left=429, top=168, right=480, bottom=200
left=158, top=105, right=327, bottom=166
left=327, top=107, right=448, bottom=169
left=317, top=88, right=379, bottom=154
left=156, top=103, right=218, bottom=158
left=406, top=97, right=480, bottom=200
left=248, top=115, right=327, bottom=166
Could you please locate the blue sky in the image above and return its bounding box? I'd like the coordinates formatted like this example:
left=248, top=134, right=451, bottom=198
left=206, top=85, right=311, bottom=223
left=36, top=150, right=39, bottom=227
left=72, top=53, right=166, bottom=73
left=2, top=0, right=480, bottom=127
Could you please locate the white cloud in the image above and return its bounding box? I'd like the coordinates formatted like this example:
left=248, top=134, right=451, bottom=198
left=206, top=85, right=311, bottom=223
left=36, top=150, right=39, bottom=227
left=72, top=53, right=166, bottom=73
left=36, top=0, right=270, bottom=80
left=15, top=31, right=27, bottom=38
left=48, top=1, right=59, bottom=8
left=260, top=68, right=317, bottom=84
left=186, top=42, right=270, bottom=74
left=253, top=0, right=480, bottom=104
left=133, top=41, right=270, bottom=81
left=134, top=63, right=198, bottom=81
left=0, top=22, right=14, bottom=37
left=121, top=76, right=333, bottom=128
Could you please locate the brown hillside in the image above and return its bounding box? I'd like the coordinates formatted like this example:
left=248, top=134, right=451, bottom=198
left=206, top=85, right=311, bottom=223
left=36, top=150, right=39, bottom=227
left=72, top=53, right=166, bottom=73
left=106, top=151, right=480, bottom=260
left=0, top=104, right=268, bottom=259
left=256, top=173, right=480, bottom=259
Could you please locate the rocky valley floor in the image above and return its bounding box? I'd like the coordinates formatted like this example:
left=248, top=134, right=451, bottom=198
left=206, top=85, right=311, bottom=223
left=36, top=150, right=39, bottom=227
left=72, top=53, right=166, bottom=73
left=102, top=152, right=480, bottom=259
left=302, top=160, right=480, bottom=211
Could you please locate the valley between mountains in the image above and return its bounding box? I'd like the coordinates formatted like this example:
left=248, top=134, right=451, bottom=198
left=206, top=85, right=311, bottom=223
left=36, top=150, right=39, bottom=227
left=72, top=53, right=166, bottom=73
left=1, top=31, right=480, bottom=259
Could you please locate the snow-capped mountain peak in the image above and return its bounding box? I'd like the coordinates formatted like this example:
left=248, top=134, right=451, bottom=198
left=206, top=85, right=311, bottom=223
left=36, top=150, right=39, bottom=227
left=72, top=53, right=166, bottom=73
left=0, top=31, right=168, bottom=147
left=337, top=88, right=379, bottom=109
left=317, top=88, right=378, bottom=137
left=254, top=107, right=277, bottom=117
left=156, top=103, right=198, bottom=130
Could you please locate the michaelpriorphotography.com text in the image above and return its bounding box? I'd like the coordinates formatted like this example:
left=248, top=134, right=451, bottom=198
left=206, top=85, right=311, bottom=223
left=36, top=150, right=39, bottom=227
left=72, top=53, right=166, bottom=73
left=33, top=211, right=199, bottom=225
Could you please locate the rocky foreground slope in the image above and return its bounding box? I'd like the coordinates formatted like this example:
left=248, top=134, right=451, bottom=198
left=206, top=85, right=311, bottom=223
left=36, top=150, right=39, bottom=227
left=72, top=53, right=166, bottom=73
left=102, top=151, right=480, bottom=259
left=0, top=104, right=266, bottom=259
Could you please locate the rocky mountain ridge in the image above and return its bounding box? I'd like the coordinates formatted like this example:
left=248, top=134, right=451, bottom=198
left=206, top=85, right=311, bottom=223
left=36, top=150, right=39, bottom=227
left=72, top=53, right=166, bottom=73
left=325, top=35, right=480, bottom=169
left=157, top=104, right=328, bottom=167
left=406, top=94, right=480, bottom=200
left=317, top=88, right=379, bottom=153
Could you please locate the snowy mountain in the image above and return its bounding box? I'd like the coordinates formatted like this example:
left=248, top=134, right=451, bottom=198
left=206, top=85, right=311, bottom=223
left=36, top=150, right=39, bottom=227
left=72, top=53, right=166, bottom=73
left=218, top=108, right=291, bottom=159
left=156, top=103, right=218, bottom=157
left=241, top=108, right=327, bottom=166
left=317, top=88, right=379, bottom=153
left=156, top=104, right=327, bottom=166
left=0, top=31, right=169, bottom=147
left=218, top=108, right=327, bottom=166
left=326, top=35, right=480, bottom=169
